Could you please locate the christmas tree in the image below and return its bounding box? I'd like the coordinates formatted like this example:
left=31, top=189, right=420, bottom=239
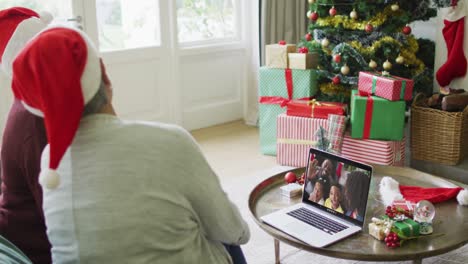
left=299, top=0, right=437, bottom=102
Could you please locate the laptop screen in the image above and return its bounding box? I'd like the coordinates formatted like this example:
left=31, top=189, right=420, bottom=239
left=302, top=148, right=373, bottom=227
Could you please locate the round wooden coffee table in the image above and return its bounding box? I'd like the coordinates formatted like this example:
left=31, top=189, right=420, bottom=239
left=248, top=165, right=468, bottom=264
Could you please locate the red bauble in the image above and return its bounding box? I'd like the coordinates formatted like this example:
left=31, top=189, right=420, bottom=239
left=365, top=23, right=373, bottom=33
left=402, top=25, right=412, bottom=35
left=333, top=54, right=342, bottom=63
left=284, top=172, right=297, bottom=183
left=329, top=6, right=337, bottom=17
left=310, top=11, right=319, bottom=21
left=332, top=75, right=341, bottom=85
left=298, top=47, right=309, bottom=53
left=305, top=33, right=312, bottom=41
left=278, top=40, right=286, bottom=45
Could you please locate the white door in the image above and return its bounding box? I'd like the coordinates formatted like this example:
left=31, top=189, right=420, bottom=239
left=1, top=0, right=249, bottom=131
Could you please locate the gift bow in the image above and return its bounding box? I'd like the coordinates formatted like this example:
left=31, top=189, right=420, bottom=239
left=307, top=99, right=336, bottom=118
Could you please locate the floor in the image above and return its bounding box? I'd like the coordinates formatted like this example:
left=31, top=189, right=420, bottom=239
left=191, top=120, right=468, bottom=264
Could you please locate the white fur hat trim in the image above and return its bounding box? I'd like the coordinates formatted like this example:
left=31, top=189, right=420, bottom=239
left=379, top=176, right=403, bottom=206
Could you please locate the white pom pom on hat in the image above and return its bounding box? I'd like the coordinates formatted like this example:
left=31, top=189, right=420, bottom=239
left=457, top=189, right=468, bottom=206
left=12, top=26, right=101, bottom=190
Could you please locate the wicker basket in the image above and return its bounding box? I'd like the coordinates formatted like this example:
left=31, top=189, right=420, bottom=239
left=411, top=93, right=468, bottom=165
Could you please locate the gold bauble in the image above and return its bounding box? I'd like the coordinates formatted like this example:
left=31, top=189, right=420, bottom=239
left=321, top=38, right=330, bottom=47
left=396, top=55, right=405, bottom=64
left=350, top=9, right=358, bottom=20
left=308, top=0, right=316, bottom=4
left=391, top=4, right=399, bottom=11
left=383, top=60, right=392, bottom=70
left=307, top=10, right=312, bottom=18
left=341, top=64, right=350, bottom=75
left=369, top=60, right=377, bottom=69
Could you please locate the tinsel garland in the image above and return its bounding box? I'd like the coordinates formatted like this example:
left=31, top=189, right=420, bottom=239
left=315, top=5, right=398, bottom=30
left=319, top=83, right=351, bottom=97
left=331, top=43, right=368, bottom=69
left=432, top=0, right=454, bottom=8
left=313, top=29, right=408, bottom=47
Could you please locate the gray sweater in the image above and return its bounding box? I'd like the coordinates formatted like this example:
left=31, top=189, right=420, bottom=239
left=41, top=114, right=250, bottom=264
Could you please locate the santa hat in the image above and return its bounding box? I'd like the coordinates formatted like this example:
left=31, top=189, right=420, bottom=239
left=379, top=177, right=468, bottom=206
left=11, top=26, right=102, bottom=189
left=0, top=7, right=53, bottom=77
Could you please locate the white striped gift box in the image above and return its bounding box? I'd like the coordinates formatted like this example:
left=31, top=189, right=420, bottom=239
left=276, top=114, right=329, bottom=167
left=341, top=134, right=406, bottom=166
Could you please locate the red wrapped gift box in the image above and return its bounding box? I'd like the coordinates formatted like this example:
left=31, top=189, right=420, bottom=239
left=392, top=199, right=416, bottom=212
left=286, top=99, right=347, bottom=119
left=358, top=71, right=414, bottom=101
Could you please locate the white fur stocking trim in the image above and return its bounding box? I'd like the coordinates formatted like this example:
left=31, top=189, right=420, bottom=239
left=379, top=176, right=403, bottom=206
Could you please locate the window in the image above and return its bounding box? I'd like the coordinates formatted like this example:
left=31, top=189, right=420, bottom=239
left=177, top=0, right=237, bottom=43
left=96, top=0, right=161, bottom=52
left=0, top=0, right=72, bottom=19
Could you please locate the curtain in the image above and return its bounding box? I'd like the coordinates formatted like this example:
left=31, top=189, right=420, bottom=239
left=244, top=0, right=307, bottom=126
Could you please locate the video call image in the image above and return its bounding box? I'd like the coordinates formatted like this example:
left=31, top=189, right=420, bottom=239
left=304, top=154, right=371, bottom=222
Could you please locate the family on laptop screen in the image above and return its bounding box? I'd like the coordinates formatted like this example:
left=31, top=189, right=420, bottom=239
left=304, top=154, right=371, bottom=222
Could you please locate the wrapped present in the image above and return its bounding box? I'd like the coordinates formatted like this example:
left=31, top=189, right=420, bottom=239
left=276, top=114, right=328, bottom=166
left=259, top=68, right=318, bottom=155
left=350, top=90, right=406, bottom=141
left=288, top=52, right=319, bottom=70
left=358, top=71, right=414, bottom=101
left=286, top=99, right=347, bottom=119
left=327, top=114, right=347, bottom=154
left=280, top=183, right=303, bottom=198
left=392, top=200, right=416, bottom=212
left=393, top=218, right=420, bottom=238
left=369, top=223, right=387, bottom=241
left=265, top=43, right=297, bottom=68
left=341, top=133, right=406, bottom=166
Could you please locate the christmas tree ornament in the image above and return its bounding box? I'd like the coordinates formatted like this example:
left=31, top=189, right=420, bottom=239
left=436, top=2, right=467, bottom=87
left=414, top=200, right=435, bottom=234
left=305, top=32, right=312, bottom=41
left=333, top=53, right=342, bottom=63
left=369, top=59, right=377, bottom=69
left=402, top=25, right=412, bottom=35
left=310, top=11, right=319, bottom=22
left=332, top=75, right=341, bottom=85
left=321, top=38, right=330, bottom=47
left=278, top=40, right=286, bottom=45
left=341, top=64, right=350, bottom=75
left=298, top=47, right=309, bottom=53
left=329, top=6, right=337, bottom=17
left=365, top=23, right=374, bottom=33
left=391, top=3, right=400, bottom=11
left=307, top=10, right=311, bottom=18
left=350, top=9, right=358, bottom=20
left=383, top=60, right=392, bottom=70
left=396, top=55, right=405, bottom=64
left=308, top=0, right=316, bottom=4
left=284, top=172, right=297, bottom=184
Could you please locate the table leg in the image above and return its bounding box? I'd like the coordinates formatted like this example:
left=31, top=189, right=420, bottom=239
left=274, top=239, right=280, bottom=264
left=412, top=259, right=422, bottom=264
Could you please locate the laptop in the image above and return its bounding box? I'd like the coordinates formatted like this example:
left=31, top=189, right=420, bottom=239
left=261, top=147, right=373, bottom=247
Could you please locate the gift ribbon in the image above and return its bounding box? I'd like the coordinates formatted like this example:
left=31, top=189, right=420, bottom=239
left=307, top=99, right=337, bottom=118
left=358, top=91, right=374, bottom=139
left=277, top=138, right=317, bottom=145
left=399, top=220, right=414, bottom=236
left=370, top=73, right=407, bottom=100
left=259, top=69, right=310, bottom=107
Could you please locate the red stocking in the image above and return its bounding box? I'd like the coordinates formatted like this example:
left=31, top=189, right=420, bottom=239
left=436, top=4, right=467, bottom=87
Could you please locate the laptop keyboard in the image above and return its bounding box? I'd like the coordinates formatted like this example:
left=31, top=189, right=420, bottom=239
left=287, top=207, right=349, bottom=235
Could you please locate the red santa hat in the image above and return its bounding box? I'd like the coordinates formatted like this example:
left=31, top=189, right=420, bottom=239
left=379, top=176, right=468, bottom=206
left=0, top=7, right=53, bottom=77
left=11, top=26, right=102, bottom=189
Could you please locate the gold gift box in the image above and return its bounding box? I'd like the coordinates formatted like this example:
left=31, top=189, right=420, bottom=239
left=265, top=44, right=296, bottom=69
left=369, top=223, right=386, bottom=241
left=288, top=52, right=319, bottom=70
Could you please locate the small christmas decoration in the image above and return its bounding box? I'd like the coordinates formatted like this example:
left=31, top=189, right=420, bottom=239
left=332, top=75, right=340, bottom=85
left=284, top=171, right=297, bottom=183
left=369, top=59, right=377, bottom=69
left=329, top=6, right=337, bottom=17
left=402, top=25, right=412, bottom=35
left=305, top=33, right=312, bottom=41
left=315, top=125, right=330, bottom=151
left=383, top=59, right=392, bottom=70
left=341, top=64, right=350, bottom=75
left=333, top=53, right=342, bottom=63
left=414, top=200, right=436, bottom=235
left=396, top=55, right=405, bottom=64
left=365, top=23, right=374, bottom=33
left=350, top=9, right=358, bottom=20
left=321, top=38, right=330, bottom=47
left=298, top=47, right=309, bottom=53
left=310, top=11, right=319, bottom=22
left=384, top=232, right=401, bottom=248
left=308, top=0, right=316, bottom=4
left=391, top=3, right=400, bottom=11
left=278, top=40, right=286, bottom=45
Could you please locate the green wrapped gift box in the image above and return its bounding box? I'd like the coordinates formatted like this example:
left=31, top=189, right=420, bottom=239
left=259, top=67, right=318, bottom=155
left=394, top=218, right=420, bottom=238
left=350, top=90, right=405, bottom=141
